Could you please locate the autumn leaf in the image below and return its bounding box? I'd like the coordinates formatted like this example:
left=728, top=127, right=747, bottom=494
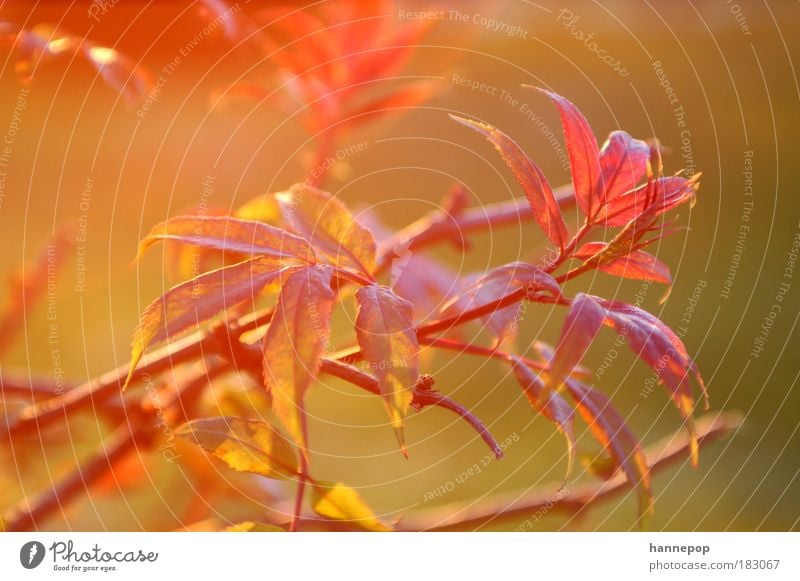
left=138, top=215, right=315, bottom=263
left=546, top=293, right=606, bottom=390
left=127, top=257, right=297, bottom=386
left=175, top=417, right=298, bottom=480
left=600, top=175, right=699, bottom=227
left=598, top=131, right=650, bottom=201
left=355, top=284, right=419, bottom=455
left=1, top=24, right=153, bottom=103
left=564, top=379, right=652, bottom=521
left=276, top=184, right=377, bottom=277
left=507, top=355, right=575, bottom=478
left=440, top=262, right=561, bottom=345
left=599, top=299, right=707, bottom=464
left=310, top=480, right=391, bottom=532
left=262, top=265, right=335, bottom=457
left=575, top=242, right=671, bottom=284
left=528, top=87, right=603, bottom=219
left=449, top=114, right=569, bottom=248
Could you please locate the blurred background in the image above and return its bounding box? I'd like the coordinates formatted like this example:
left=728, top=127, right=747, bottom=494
left=0, top=0, right=797, bottom=531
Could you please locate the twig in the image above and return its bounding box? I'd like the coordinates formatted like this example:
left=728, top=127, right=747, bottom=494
left=395, top=412, right=743, bottom=531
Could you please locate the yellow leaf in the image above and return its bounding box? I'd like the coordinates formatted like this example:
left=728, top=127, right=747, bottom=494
left=311, top=481, right=391, bottom=532
left=223, top=521, right=284, bottom=532
left=263, top=265, right=334, bottom=458
left=175, top=417, right=298, bottom=480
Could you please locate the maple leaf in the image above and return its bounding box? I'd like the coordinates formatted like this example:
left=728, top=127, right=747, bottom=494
left=355, top=284, right=419, bottom=456
left=564, top=378, right=652, bottom=521
left=276, top=184, right=377, bottom=278
left=450, top=114, right=570, bottom=248
left=262, top=265, right=335, bottom=458
left=127, top=257, right=298, bottom=387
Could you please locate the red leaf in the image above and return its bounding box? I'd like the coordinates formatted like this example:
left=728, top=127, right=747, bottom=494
left=355, top=284, right=419, bottom=455
left=440, top=262, right=561, bottom=345
left=276, top=184, right=377, bottom=277
left=530, top=87, right=602, bottom=219
left=449, top=115, right=569, bottom=248
left=564, top=378, right=652, bottom=519
left=127, top=257, right=297, bottom=386
left=547, top=293, right=606, bottom=389
left=598, top=131, right=650, bottom=201
left=262, top=265, right=334, bottom=456
left=598, top=299, right=707, bottom=464
left=508, top=355, right=575, bottom=477
left=575, top=242, right=671, bottom=284
left=138, top=215, right=315, bottom=263
left=600, top=175, right=698, bottom=227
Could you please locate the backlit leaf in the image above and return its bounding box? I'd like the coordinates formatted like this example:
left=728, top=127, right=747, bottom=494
left=547, top=293, right=606, bottom=390
left=175, top=417, right=298, bottom=479
left=599, top=299, right=706, bottom=464
left=127, top=257, right=296, bottom=386
left=575, top=242, right=671, bottom=284
left=600, top=175, right=699, bottom=227
left=223, top=522, right=284, bottom=532
left=263, top=265, right=335, bottom=457
left=449, top=115, right=569, bottom=248
left=138, top=215, right=314, bottom=263
left=530, top=87, right=602, bottom=218
left=440, top=262, right=561, bottom=345
left=355, top=284, right=419, bottom=455
left=598, top=131, right=650, bottom=201
left=564, top=379, right=652, bottom=520
left=311, top=480, right=391, bottom=532
left=276, top=184, right=377, bottom=276
left=508, top=355, right=575, bottom=477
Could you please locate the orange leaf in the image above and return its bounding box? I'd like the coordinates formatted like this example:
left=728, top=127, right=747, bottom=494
left=276, top=184, right=377, bottom=277
left=355, top=284, right=419, bottom=455
left=138, top=215, right=314, bottom=263
left=262, top=265, right=334, bottom=457
left=575, top=242, right=671, bottom=284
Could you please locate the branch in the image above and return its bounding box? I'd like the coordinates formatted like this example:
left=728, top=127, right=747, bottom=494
left=395, top=412, right=743, bottom=531
left=4, top=188, right=577, bottom=438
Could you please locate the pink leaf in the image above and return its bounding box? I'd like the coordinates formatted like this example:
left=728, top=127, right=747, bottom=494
left=564, top=378, right=652, bottom=520
left=547, top=293, right=606, bottom=389
left=600, top=176, right=698, bottom=227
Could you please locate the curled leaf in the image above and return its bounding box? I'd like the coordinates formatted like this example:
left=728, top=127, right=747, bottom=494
left=175, top=417, right=298, bottom=479
left=507, top=355, right=575, bottom=478
left=600, top=175, right=699, bottom=227
left=449, top=114, right=569, bottom=248
left=355, top=284, right=419, bottom=455
left=311, top=480, right=391, bottom=532
left=440, top=262, right=561, bottom=345
left=262, top=265, right=335, bottom=457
